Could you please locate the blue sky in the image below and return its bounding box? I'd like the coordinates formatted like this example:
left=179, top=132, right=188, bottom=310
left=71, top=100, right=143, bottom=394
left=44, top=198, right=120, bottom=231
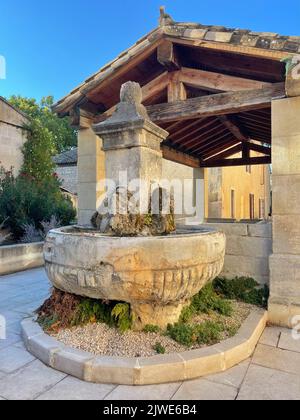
left=0, top=0, right=299, bottom=102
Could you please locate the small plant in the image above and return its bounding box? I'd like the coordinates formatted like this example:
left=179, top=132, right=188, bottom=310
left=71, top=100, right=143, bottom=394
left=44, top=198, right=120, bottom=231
left=196, top=321, right=224, bottom=345
left=143, top=325, right=161, bottom=333
left=153, top=342, right=166, bottom=354
left=20, top=223, right=43, bottom=243
left=167, top=323, right=196, bottom=347
left=167, top=320, right=225, bottom=347
left=40, top=215, right=61, bottom=239
left=0, top=218, right=10, bottom=245
left=213, top=277, right=269, bottom=308
left=111, top=303, right=134, bottom=333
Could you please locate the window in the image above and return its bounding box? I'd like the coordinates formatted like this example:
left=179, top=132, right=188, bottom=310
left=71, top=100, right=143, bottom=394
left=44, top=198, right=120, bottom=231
left=249, top=194, right=255, bottom=220
left=259, top=199, right=265, bottom=220
left=260, top=166, right=265, bottom=185
left=246, top=165, right=252, bottom=174
left=231, top=189, right=236, bottom=219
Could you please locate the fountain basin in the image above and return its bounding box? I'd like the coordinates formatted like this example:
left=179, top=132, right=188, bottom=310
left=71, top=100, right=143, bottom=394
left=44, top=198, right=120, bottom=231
left=44, top=226, right=226, bottom=329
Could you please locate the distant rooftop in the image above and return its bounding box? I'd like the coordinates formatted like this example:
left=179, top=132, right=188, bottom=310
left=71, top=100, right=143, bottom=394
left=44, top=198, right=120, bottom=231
left=53, top=148, right=78, bottom=165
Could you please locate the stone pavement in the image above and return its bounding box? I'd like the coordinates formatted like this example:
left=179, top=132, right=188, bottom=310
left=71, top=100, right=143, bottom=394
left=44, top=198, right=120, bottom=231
left=0, top=268, right=299, bottom=400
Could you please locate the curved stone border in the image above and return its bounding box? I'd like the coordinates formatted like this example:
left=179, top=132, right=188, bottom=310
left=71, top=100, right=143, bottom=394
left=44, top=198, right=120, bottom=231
left=0, top=242, right=44, bottom=276
left=22, top=309, right=267, bottom=385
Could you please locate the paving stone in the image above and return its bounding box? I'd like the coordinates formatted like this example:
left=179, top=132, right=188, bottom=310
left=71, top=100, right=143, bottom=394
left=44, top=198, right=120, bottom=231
left=36, top=376, right=115, bottom=400
left=0, top=332, right=21, bottom=351
left=237, top=364, right=300, bottom=400
left=205, top=360, right=250, bottom=389
left=0, top=345, right=35, bottom=373
left=0, top=359, right=66, bottom=400
left=172, top=378, right=238, bottom=400
left=278, top=330, right=300, bottom=353
left=105, top=382, right=182, bottom=401
left=252, top=344, right=300, bottom=375
left=259, top=326, right=286, bottom=347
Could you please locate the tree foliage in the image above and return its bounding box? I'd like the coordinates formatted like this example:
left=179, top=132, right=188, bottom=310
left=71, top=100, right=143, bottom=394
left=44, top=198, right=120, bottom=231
left=8, top=95, right=77, bottom=153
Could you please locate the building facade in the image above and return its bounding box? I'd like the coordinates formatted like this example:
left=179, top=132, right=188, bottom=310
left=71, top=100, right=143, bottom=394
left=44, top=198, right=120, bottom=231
left=0, top=97, right=29, bottom=174
left=205, top=162, right=271, bottom=221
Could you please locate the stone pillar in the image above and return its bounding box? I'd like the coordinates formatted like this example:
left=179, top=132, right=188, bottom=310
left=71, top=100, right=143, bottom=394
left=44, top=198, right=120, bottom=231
left=93, top=82, right=169, bottom=217
left=269, top=96, right=300, bottom=327
left=77, top=121, right=106, bottom=225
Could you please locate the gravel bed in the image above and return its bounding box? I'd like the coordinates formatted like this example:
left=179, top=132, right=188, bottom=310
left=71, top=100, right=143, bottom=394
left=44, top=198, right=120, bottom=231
left=51, top=301, right=253, bottom=357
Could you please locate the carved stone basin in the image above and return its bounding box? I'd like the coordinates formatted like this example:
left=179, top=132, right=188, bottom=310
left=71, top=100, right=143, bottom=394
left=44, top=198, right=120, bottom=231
left=44, top=226, right=226, bottom=329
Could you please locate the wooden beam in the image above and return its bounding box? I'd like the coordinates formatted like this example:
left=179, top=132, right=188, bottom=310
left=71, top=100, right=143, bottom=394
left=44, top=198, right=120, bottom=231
left=178, top=67, right=272, bottom=92
left=161, top=145, right=200, bottom=168
left=168, top=72, right=187, bottom=103
left=202, top=143, right=242, bottom=161
left=147, top=83, right=285, bottom=124
left=218, top=115, right=249, bottom=142
left=157, top=40, right=180, bottom=71
left=201, top=156, right=271, bottom=168
left=247, top=142, right=271, bottom=156
left=165, top=36, right=292, bottom=61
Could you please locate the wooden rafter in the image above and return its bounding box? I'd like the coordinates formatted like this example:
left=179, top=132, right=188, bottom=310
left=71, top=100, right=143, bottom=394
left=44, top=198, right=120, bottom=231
left=178, top=67, right=272, bottom=92
left=162, top=145, right=200, bottom=168
left=202, top=143, right=242, bottom=161
left=246, top=142, right=271, bottom=156
left=147, top=83, right=285, bottom=123
left=201, top=156, right=271, bottom=168
left=217, top=115, right=249, bottom=142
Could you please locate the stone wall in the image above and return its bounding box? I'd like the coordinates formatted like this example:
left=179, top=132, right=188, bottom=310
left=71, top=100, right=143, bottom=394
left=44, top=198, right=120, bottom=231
left=0, top=242, right=44, bottom=276
left=201, top=222, right=272, bottom=285
left=269, top=96, right=300, bottom=327
left=0, top=98, right=28, bottom=174
left=56, top=164, right=78, bottom=194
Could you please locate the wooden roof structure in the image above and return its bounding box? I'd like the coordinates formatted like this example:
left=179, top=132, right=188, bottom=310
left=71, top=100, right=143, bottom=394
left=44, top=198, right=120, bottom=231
left=53, top=8, right=300, bottom=168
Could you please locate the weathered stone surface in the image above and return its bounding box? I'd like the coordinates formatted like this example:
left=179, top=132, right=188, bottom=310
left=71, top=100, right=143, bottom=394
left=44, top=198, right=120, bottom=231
left=269, top=254, right=300, bottom=299
left=272, top=175, right=300, bottom=215
left=44, top=226, right=225, bottom=329
left=225, top=235, right=272, bottom=258
left=273, top=215, right=300, bottom=254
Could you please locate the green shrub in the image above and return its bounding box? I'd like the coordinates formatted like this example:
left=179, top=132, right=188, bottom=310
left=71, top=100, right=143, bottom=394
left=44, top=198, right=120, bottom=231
left=167, top=320, right=225, bottom=347
left=111, top=303, right=134, bottom=333
left=0, top=168, right=76, bottom=239
left=143, top=325, right=161, bottom=334
left=213, top=277, right=269, bottom=308
left=179, top=283, right=233, bottom=324
left=167, top=323, right=196, bottom=346
left=153, top=342, right=166, bottom=354
left=196, top=321, right=224, bottom=345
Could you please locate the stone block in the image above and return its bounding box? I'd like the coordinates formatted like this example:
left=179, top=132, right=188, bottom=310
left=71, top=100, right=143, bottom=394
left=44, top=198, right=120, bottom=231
left=27, top=333, right=62, bottom=366
left=269, top=254, right=300, bottom=299
left=222, top=255, right=270, bottom=279
left=268, top=300, right=300, bottom=328
left=272, top=97, right=300, bottom=137
left=273, top=215, right=300, bottom=254
left=272, top=134, right=300, bottom=176
left=52, top=347, right=94, bottom=380
left=248, top=222, right=272, bottom=238
left=138, top=354, right=185, bottom=385
left=180, top=347, right=225, bottom=380
left=272, top=175, right=300, bottom=215
left=85, top=357, right=138, bottom=385
left=226, top=235, right=272, bottom=258
left=278, top=330, right=300, bottom=353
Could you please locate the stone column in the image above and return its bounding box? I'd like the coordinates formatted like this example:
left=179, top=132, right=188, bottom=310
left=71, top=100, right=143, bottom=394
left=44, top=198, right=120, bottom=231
left=93, top=82, right=169, bottom=221
left=269, top=96, right=300, bottom=327
left=77, top=121, right=106, bottom=225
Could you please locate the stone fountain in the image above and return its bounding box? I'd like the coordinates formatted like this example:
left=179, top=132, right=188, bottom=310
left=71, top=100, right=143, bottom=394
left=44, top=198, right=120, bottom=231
left=44, top=82, right=226, bottom=330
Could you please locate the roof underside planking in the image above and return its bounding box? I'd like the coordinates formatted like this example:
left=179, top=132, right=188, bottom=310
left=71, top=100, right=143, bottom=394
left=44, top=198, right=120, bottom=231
left=53, top=10, right=299, bottom=168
